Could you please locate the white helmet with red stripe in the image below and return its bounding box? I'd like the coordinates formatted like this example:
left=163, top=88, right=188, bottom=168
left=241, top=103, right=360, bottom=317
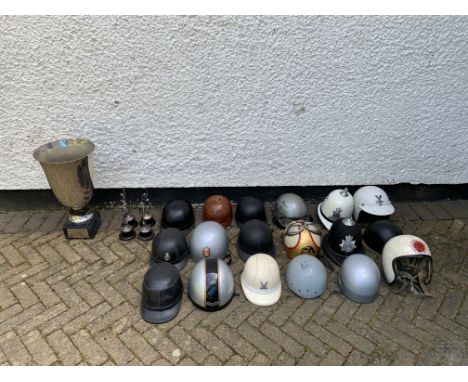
left=382, top=234, right=432, bottom=294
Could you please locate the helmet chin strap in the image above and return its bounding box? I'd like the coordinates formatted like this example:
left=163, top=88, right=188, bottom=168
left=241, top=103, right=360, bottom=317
left=396, top=270, right=431, bottom=297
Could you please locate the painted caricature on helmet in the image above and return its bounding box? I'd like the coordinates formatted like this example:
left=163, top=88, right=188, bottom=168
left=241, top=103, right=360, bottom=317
left=382, top=234, right=432, bottom=295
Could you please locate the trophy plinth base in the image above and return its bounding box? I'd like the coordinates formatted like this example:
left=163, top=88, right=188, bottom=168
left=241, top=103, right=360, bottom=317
left=63, top=211, right=101, bottom=239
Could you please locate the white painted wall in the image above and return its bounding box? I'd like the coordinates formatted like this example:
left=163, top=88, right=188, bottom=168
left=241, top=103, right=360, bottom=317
left=1, top=16, right=467, bottom=189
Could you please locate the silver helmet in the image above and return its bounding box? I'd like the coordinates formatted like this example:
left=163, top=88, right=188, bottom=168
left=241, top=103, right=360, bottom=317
left=285, top=255, right=327, bottom=299
left=273, top=193, right=309, bottom=228
left=189, top=221, right=229, bottom=263
left=188, top=257, right=234, bottom=311
left=339, top=254, right=381, bottom=304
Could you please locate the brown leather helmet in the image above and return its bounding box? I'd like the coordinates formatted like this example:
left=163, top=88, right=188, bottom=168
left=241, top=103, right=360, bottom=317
left=202, top=195, right=233, bottom=228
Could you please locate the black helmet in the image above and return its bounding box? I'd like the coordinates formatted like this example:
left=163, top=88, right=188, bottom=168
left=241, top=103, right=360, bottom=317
left=161, top=200, right=195, bottom=233
left=140, top=263, right=183, bottom=324
left=237, top=219, right=275, bottom=262
left=151, top=228, right=190, bottom=271
left=322, top=217, right=365, bottom=265
left=363, top=220, right=403, bottom=254
left=235, top=196, right=266, bottom=226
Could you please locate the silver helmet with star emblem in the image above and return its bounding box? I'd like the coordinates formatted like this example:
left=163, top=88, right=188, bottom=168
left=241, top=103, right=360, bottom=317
left=322, top=217, right=365, bottom=265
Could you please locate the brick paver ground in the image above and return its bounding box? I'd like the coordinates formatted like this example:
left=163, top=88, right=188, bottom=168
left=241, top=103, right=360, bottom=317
left=0, top=201, right=467, bottom=365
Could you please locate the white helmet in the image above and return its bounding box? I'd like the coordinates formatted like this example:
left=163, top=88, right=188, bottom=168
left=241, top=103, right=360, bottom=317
left=382, top=234, right=432, bottom=295
left=317, top=188, right=354, bottom=230
left=353, top=186, right=395, bottom=222
left=241, top=253, right=282, bottom=306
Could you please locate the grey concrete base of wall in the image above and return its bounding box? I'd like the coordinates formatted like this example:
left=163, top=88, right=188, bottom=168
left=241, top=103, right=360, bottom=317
left=1, top=184, right=468, bottom=212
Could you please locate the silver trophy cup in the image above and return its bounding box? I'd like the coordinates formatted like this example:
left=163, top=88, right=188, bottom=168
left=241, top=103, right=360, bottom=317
left=33, top=138, right=101, bottom=239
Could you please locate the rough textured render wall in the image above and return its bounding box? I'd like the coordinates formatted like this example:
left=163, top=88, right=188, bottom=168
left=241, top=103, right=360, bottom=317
left=0, top=16, right=467, bottom=189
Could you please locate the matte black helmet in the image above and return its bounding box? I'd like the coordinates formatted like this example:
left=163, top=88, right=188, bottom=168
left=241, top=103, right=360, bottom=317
left=237, top=219, right=276, bottom=262
left=322, top=217, right=365, bottom=265
left=235, top=196, right=266, bottom=226
left=161, top=200, right=195, bottom=233
left=151, top=227, right=190, bottom=271
left=363, top=220, right=403, bottom=254
left=140, top=263, right=183, bottom=324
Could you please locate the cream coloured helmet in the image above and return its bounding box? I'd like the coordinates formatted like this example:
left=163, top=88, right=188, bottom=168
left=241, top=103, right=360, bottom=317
left=382, top=234, right=432, bottom=295
left=241, top=253, right=282, bottom=306
left=353, top=186, right=395, bottom=222
left=317, top=188, right=354, bottom=230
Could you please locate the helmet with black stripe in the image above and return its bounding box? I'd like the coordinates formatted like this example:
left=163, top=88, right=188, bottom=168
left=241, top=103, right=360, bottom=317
left=188, top=257, right=235, bottom=311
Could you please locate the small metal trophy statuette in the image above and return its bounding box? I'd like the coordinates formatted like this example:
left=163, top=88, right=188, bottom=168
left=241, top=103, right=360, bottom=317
left=33, top=138, right=101, bottom=239
left=119, top=189, right=137, bottom=241
left=137, top=192, right=155, bottom=241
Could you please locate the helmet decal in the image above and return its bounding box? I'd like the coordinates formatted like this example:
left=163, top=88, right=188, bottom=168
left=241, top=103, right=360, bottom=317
left=260, top=281, right=269, bottom=290
left=339, top=235, right=356, bottom=253
left=300, top=246, right=316, bottom=255
left=202, top=247, right=211, bottom=257
left=375, top=195, right=384, bottom=206
left=342, top=217, right=355, bottom=227
left=411, top=240, right=426, bottom=253
left=340, top=190, right=350, bottom=197
left=332, top=208, right=342, bottom=220
left=163, top=252, right=171, bottom=262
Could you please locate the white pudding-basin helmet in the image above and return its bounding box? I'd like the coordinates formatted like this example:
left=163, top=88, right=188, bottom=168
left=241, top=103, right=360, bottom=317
left=317, top=188, right=354, bottom=230
left=353, top=186, right=395, bottom=222
left=241, top=253, right=282, bottom=306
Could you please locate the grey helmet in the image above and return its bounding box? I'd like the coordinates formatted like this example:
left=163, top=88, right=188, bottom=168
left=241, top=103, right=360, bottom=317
left=273, top=193, right=309, bottom=228
left=339, top=254, right=381, bottom=304
left=286, top=255, right=327, bottom=299
left=188, top=257, right=234, bottom=311
left=190, top=221, right=229, bottom=263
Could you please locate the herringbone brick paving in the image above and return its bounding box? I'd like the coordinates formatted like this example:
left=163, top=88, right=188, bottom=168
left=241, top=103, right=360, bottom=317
left=0, top=201, right=467, bottom=365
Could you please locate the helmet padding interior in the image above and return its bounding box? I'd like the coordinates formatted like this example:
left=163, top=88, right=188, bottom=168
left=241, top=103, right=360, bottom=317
left=392, top=255, right=432, bottom=293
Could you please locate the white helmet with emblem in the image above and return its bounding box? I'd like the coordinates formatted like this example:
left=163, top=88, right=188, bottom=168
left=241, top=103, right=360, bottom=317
left=353, top=186, right=395, bottom=222
left=241, top=253, right=282, bottom=306
left=317, top=188, right=354, bottom=230
left=382, top=234, right=432, bottom=295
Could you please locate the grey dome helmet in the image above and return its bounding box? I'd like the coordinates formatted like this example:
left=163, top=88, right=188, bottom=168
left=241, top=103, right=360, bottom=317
left=190, top=221, right=229, bottom=263
left=188, top=257, right=234, bottom=311
left=273, top=193, right=309, bottom=228
left=339, top=254, right=381, bottom=304
left=286, top=255, right=327, bottom=299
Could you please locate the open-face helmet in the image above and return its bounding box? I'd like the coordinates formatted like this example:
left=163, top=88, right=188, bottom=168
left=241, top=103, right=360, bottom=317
left=235, top=196, right=266, bottom=226
left=382, top=234, right=432, bottom=295
left=353, top=186, right=395, bottom=223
